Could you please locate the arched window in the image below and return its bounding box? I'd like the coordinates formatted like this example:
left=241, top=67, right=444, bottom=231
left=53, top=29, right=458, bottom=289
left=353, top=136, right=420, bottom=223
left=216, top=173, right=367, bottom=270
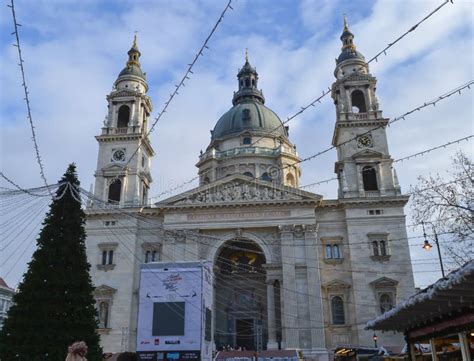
left=333, top=244, right=341, bottom=259
left=331, top=296, right=345, bottom=325
left=98, top=301, right=109, bottom=328
left=117, top=105, right=130, bottom=128
left=260, top=172, right=272, bottom=182
left=379, top=293, right=394, bottom=314
left=251, top=79, right=255, bottom=86
left=203, top=177, right=210, bottom=185
left=286, top=173, right=296, bottom=187
left=108, top=179, right=122, bottom=203
left=245, top=78, right=250, bottom=87
left=243, top=172, right=253, bottom=178
left=325, top=245, right=333, bottom=259
left=362, top=166, right=378, bottom=191
left=372, top=241, right=379, bottom=256
left=351, top=90, right=367, bottom=113
left=380, top=241, right=387, bottom=256
left=242, top=137, right=251, bottom=145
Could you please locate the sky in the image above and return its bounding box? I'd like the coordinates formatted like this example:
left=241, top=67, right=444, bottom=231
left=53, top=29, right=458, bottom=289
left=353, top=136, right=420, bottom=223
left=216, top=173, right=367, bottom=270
left=0, top=0, right=472, bottom=289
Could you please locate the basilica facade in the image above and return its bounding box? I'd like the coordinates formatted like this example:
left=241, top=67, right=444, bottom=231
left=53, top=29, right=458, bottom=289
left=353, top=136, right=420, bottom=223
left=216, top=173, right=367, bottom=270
left=85, top=22, right=415, bottom=358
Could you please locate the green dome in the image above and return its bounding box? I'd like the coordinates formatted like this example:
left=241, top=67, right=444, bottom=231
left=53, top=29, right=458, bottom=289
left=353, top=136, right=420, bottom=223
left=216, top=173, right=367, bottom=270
left=212, top=100, right=287, bottom=140
left=118, top=64, right=145, bottom=79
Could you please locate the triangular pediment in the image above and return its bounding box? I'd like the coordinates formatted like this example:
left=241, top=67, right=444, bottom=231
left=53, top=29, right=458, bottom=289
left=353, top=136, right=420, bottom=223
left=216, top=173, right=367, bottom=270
left=323, top=279, right=351, bottom=290
left=370, top=276, right=398, bottom=288
left=109, top=88, right=139, bottom=98
left=352, top=149, right=384, bottom=160
left=96, top=163, right=129, bottom=176
left=94, top=284, right=117, bottom=296
left=157, top=174, right=322, bottom=207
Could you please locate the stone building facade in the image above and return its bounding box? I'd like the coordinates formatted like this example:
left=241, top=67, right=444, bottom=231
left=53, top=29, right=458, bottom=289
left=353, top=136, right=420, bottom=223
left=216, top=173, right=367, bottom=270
left=85, top=22, right=415, bottom=358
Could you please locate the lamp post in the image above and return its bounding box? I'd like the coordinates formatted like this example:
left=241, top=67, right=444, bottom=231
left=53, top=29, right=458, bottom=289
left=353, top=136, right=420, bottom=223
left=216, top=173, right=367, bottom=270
left=421, top=221, right=445, bottom=277
left=373, top=333, right=378, bottom=348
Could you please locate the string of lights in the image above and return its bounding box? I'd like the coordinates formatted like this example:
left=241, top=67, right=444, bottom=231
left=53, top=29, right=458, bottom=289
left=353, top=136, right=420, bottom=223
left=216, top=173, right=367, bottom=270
left=0, top=171, right=56, bottom=197
left=151, top=80, right=473, bottom=201
left=3, top=183, right=460, bottom=333
left=300, top=135, right=473, bottom=190
left=246, top=0, right=454, bottom=148
left=68, top=186, right=446, bottom=322
left=74, top=185, right=464, bottom=267
left=113, top=0, right=235, bottom=185
left=7, top=0, right=52, bottom=198
left=149, top=0, right=456, bottom=201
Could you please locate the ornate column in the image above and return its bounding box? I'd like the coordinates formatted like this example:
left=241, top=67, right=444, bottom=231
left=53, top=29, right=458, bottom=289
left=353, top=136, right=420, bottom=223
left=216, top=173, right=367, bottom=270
left=279, top=225, right=299, bottom=348
left=266, top=279, right=278, bottom=349
left=304, top=224, right=326, bottom=350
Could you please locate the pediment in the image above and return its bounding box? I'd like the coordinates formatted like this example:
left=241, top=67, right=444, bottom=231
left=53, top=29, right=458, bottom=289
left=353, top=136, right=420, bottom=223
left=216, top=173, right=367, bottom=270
left=97, top=163, right=128, bottom=175
left=109, top=89, right=139, bottom=98
left=157, top=174, right=322, bottom=207
left=94, top=284, right=117, bottom=296
left=323, top=279, right=351, bottom=290
left=370, top=276, right=398, bottom=288
left=352, top=149, right=384, bottom=159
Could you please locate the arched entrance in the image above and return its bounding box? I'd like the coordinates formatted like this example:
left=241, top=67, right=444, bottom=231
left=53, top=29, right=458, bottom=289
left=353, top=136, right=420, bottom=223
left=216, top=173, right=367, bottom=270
left=214, top=239, right=267, bottom=350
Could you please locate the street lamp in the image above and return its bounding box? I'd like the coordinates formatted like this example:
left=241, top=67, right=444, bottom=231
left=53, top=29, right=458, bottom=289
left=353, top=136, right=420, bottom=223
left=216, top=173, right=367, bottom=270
left=373, top=333, right=378, bottom=348
left=421, top=221, right=445, bottom=277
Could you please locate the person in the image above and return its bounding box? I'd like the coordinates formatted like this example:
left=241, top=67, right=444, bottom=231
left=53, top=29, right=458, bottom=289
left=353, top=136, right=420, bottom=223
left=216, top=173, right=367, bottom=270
left=65, top=341, right=87, bottom=361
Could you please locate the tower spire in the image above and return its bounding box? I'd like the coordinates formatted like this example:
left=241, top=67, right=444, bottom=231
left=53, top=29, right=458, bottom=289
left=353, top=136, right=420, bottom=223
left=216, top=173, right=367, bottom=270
left=343, top=14, right=349, bottom=31
left=126, top=33, right=141, bottom=68
left=245, top=48, right=249, bottom=63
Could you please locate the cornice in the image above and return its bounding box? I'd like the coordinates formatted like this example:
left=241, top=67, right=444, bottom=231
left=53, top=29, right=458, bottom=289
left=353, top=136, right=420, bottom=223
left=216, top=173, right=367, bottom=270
left=157, top=198, right=321, bottom=211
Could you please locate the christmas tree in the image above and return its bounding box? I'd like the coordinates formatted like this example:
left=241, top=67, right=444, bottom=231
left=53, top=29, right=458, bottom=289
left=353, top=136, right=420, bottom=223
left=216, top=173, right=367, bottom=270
left=0, top=164, right=102, bottom=361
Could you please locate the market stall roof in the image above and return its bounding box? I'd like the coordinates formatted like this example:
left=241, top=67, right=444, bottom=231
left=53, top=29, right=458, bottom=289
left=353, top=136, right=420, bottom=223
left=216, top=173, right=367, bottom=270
left=366, top=260, right=474, bottom=333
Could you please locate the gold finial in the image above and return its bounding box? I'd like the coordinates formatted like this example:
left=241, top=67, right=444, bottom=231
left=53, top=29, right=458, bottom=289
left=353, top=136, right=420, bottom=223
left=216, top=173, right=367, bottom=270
left=343, top=14, right=349, bottom=31
left=245, top=48, right=249, bottom=63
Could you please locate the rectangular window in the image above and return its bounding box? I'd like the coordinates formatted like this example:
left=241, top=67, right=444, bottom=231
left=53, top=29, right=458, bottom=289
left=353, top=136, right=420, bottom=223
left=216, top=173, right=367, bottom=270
left=205, top=308, right=212, bottom=341
left=333, top=245, right=341, bottom=259
left=102, top=251, right=107, bottom=265
left=325, top=245, right=333, bottom=259
left=108, top=250, right=114, bottom=265
left=380, top=241, right=387, bottom=256
left=152, top=302, right=185, bottom=336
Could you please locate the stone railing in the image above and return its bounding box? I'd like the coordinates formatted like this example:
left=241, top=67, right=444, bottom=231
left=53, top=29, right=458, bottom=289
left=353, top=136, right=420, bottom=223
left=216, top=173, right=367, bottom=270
left=199, top=145, right=298, bottom=161
left=365, top=190, right=380, bottom=198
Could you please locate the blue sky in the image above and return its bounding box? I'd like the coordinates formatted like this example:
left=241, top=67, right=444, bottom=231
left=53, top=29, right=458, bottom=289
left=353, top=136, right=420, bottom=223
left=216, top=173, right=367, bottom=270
left=0, top=0, right=473, bottom=288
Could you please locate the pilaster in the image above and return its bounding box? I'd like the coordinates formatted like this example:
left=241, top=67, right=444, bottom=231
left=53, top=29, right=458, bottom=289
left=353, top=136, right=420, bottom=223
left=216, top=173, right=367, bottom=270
left=279, top=225, right=298, bottom=348
left=304, top=224, right=326, bottom=349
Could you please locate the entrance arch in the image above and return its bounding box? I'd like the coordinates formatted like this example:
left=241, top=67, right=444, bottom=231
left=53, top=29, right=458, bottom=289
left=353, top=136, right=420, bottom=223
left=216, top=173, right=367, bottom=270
left=214, top=239, right=268, bottom=350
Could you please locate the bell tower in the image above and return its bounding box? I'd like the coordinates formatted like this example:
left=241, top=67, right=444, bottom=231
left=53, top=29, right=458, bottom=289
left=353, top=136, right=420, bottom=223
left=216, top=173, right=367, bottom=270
left=331, top=18, right=401, bottom=199
left=92, top=35, right=154, bottom=207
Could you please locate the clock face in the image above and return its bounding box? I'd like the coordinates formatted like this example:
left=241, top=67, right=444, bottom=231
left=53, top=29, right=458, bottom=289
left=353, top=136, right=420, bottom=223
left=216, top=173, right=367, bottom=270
left=357, top=134, right=373, bottom=148
left=112, top=149, right=126, bottom=162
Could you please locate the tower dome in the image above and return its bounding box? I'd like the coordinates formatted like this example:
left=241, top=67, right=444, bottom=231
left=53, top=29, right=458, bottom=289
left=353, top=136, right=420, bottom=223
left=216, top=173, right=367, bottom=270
left=116, top=34, right=146, bottom=81
left=336, top=17, right=365, bottom=65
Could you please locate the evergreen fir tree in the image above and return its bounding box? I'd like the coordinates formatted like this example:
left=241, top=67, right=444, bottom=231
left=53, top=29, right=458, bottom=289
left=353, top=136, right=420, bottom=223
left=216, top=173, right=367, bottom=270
left=0, top=164, right=102, bottom=361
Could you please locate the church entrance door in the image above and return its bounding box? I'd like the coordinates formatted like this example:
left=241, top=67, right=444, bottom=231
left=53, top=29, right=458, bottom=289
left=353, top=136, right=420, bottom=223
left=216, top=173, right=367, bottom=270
left=236, top=318, right=254, bottom=349
left=214, top=239, right=268, bottom=350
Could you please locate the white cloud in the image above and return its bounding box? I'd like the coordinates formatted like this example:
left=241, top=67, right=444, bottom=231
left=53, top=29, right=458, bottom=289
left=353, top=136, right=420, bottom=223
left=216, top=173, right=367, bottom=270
left=1, top=0, right=472, bottom=288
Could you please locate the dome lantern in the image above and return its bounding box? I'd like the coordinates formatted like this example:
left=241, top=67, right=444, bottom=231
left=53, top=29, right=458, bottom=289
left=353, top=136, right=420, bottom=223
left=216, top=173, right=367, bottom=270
left=232, top=49, right=265, bottom=105
left=336, top=16, right=366, bottom=65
